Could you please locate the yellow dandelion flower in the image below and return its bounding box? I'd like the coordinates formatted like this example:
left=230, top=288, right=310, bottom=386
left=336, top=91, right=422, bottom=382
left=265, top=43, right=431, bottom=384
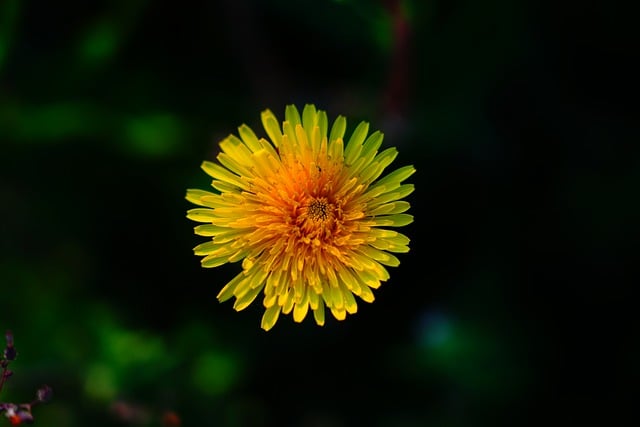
left=186, top=104, right=415, bottom=330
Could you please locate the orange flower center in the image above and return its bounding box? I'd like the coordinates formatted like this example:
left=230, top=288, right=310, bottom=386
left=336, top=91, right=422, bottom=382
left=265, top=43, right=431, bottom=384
left=294, top=195, right=342, bottom=246
left=307, top=198, right=330, bottom=221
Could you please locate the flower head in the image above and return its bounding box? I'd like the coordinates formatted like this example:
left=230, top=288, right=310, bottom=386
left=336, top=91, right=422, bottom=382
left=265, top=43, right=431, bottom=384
left=187, top=105, right=415, bottom=330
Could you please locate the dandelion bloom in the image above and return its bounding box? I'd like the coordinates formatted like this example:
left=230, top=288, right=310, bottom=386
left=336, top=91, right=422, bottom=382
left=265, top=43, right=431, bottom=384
left=186, top=105, right=414, bottom=330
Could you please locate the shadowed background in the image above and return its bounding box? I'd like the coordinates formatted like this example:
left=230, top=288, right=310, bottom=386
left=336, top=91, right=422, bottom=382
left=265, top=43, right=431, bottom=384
left=0, top=0, right=636, bottom=426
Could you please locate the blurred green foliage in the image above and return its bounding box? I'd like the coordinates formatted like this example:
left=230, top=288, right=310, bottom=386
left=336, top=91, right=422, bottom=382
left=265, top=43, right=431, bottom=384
left=0, top=0, right=20, bottom=70
left=124, top=114, right=184, bottom=157
left=80, top=21, right=121, bottom=65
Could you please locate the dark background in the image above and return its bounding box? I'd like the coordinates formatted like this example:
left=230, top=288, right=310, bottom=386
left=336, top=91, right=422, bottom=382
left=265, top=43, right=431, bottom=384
left=0, top=0, right=636, bottom=426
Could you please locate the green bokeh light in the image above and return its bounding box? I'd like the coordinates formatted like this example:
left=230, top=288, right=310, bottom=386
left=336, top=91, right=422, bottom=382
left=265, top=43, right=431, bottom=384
left=4, top=103, right=98, bottom=141
left=416, top=314, right=523, bottom=395
left=84, top=363, right=118, bottom=401
left=192, top=351, right=241, bottom=397
left=101, top=328, right=167, bottom=368
left=79, top=21, right=119, bottom=65
left=124, top=114, right=184, bottom=157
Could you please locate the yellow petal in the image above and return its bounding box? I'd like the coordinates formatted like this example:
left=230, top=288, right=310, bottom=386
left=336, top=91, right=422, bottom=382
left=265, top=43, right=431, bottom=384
left=233, top=282, right=264, bottom=311
left=217, top=273, right=245, bottom=302
left=201, top=161, right=247, bottom=190
left=193, top=224, right=227, bottom=236
left=261, top=305, right=281, bottom=331
left=282, top=289, right=295, bottom=314
left=261, top=109, right=282, bottom=147
left=330, top=285, right=344, bottom=310
left=185, top=189, right=217, bottom=206
left=358, top=284, right=375, bottom=303
left=237, top=124, right=262, bottom=152
left=343, top=288, right=358, bottom=314
left=308, top=289, right=320, bottom=310
left=201, top=255, right=229, bottom=268
left=186, top=208, right=217, bottom=223
left=330, top=307, right=346, bottom=321
left=293, top=300, right=309, bottom=323
left=313, top=302, right=325, bottom=326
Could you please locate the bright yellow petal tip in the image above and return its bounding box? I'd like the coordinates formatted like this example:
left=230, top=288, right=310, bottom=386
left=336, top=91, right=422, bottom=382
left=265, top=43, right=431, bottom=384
left=186, top=104, right=415, bottom=330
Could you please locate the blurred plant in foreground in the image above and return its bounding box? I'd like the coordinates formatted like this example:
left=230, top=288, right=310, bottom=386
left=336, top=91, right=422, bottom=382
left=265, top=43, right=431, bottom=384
left=110, top=399, right=181, bottom=427
left=0, top=331, right=52, bottom=425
